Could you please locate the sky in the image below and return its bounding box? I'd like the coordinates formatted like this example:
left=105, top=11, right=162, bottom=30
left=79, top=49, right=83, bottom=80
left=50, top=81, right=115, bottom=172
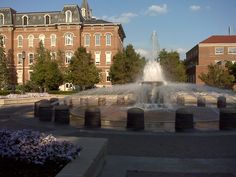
left=1, top=0, right=236, bottom=59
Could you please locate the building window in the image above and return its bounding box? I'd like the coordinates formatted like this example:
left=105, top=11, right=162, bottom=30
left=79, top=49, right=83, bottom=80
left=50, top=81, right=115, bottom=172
left=17, top=70, right=23, bottom=84
left=95, top=34, right=101, bottom=46
left=215, top=47, right=224, bottom=55
left=81, top=8, right=86, bottom=18
left=28, top=53, right=34, bottom=64
left=84, top=34, right=90, bottom=46
left=50, top=52, right=57, bottom=60
left=45, top=15, right=50, bottom=24
left=39, top=34, right=45, bottom=45
left=95, top=51, right=101, bottom=65
left=65, top=51, right=73, bottom=64
left=22, top=15, right=28, bottom=25
left=105, top=33, right=112, bottom=46
left=17, top=53, right=23, bottom=65
left=228, top=47, right=236, bottom=54
left=17, top=35, right=23, bottom=47
left=50, top=34, right=57, bottom=47
left=65, top=33, right=73, bottom=46
left=28, top=34, right=34, bottom=47
left=65, top=10, right=72, bottom=23
left=105, top=51, right=112, bottom=64
left=28, top=70, right=33, bottom=80
left=0, top=35, right=5, bottom=46
left=0, top=13, right=4, bottom=25
left=106, top=70, right=111, bottom=82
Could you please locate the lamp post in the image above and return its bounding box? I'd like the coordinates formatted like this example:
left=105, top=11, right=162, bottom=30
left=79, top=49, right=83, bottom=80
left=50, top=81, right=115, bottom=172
left=22, top=51, right=26, bottom=94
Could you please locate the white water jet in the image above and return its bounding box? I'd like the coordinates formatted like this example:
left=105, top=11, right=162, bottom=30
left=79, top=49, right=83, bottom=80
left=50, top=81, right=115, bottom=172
left=143, top=61, right=165, bottom=82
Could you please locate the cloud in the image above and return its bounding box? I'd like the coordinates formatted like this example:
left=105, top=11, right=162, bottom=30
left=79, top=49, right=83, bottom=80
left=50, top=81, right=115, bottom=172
left=146, top=4, right=168, bottom=16
left=190, top=5, right=201, bottom=11
left=102, top=12, right=138, bottom=24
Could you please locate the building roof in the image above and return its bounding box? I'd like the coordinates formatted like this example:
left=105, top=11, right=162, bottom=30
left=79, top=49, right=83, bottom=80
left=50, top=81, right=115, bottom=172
left=200, top=35, right=236, bottom=43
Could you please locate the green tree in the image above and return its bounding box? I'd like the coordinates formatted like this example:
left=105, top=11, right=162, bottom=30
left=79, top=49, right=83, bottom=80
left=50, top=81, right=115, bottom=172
left=226, top=61, right=236, bottom=83
left=0, top=36, right=11, bottom=90
left=30, top=42, right=63, bottom=91
left=66, top=47, right=99, bottom=90
left=110, top=44, right=146, bottom=84
left=199, top=64, right=235, bottom=89
left=159, top=49, right=187, bottom=82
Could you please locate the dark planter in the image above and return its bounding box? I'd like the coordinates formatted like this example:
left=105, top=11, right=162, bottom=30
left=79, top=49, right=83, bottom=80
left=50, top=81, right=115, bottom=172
left=34, top=99, right=50, bottom=118
left=175, top=108, right=194, bottom=132
left=49, top=98, right=59, bottom=105
left=84, top=107, right=101, bottom=128
left=54, top=105, right=70, bottom=124
left=197, top=96, right=206, bottom=107
left=127, top=108, right=144, bottom=131
left=38, top=103, right=53, bottom=121
left=217, top=96, right=226, bottom=108
left=219, top=108, right=236, bottom=130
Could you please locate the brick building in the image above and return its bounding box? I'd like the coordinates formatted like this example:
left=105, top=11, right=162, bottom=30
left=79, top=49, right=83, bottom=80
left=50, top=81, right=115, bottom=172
left=186, top=35, right=236, bottom=84
left=0, top=0, right=125, bottom=90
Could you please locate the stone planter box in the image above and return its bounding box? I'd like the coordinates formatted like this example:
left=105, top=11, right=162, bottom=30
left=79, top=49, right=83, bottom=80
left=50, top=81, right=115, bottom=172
left=56, top=137, right=107, bottom=177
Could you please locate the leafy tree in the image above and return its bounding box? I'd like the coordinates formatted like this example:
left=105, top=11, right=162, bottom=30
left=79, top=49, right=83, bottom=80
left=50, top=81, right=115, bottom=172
left=66, top=47, right=99, bottom=90
left=199, top=64, right=235, bottom=89
left=226, top=61, right=236, bottom=83
left=110, top=44, right=146, bottom=84
left=30, top=42, right=63, bottom=91
left=0, top=36, right=11, bottom=90
left=158, top=49, right=187, bottom=82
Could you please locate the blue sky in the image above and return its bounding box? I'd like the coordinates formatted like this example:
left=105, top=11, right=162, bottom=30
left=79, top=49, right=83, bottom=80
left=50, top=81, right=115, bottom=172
left=1, top=0, right=236, bottom=59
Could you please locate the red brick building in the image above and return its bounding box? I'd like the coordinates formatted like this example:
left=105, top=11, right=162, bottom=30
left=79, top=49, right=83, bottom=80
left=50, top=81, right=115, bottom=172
left=186, top=35, right=236, bottom=84
left=0, top=0, right=125, bottom=90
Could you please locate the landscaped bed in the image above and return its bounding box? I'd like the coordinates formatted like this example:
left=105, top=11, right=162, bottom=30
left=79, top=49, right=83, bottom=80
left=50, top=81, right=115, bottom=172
left=0, top=129, right=82, bottom=177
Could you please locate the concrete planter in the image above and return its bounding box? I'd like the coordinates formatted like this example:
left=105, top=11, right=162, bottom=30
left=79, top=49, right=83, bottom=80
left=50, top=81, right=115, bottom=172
left=56, top=137, right=107, bottom=177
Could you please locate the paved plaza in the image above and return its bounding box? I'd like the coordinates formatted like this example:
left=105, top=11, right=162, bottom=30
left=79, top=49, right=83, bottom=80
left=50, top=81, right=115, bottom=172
left=0, top=103, right=236, bottom=177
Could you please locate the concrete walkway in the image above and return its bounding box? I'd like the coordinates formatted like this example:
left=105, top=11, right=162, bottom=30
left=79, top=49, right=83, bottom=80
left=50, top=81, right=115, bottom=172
left=0, top=104, right=236, bottom=177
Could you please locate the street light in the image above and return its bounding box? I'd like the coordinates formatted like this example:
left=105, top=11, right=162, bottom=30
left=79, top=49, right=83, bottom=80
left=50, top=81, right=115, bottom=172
left=22, top=51, right=26, bottom=93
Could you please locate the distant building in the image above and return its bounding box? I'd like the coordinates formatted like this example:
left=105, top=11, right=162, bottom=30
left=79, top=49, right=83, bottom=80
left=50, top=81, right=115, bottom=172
left=186, top=35, right=236, bottom=84
left=0, top=0, right=125, bottom=90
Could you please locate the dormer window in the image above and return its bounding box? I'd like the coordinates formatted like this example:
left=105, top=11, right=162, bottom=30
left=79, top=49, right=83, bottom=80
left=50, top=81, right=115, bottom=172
left=65, top=10, right=72, bottom=23
left=0, top=13, right=4, bottom=25
left=45, top=15, right=50, bottom=25
left=22, top=15, right=28, bottom=25
left=81, top=8, right=86, bottom=18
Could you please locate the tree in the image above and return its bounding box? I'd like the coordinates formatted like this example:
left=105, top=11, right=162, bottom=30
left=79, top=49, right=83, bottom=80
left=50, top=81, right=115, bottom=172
left=226, top=61, right=236, bottom=83
left=158, top=49, right=187, bottom=82
left=66, top=47, right=99, bottom=90
left=199, top=64, right=235, bottom=89
left=30, top=42, right=63, bottom=91
left=110, top=44, right=146, bottom=84
left=0, top=36, right=11, bottom=90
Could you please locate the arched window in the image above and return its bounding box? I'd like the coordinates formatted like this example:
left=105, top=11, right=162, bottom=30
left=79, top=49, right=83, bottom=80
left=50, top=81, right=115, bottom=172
left=0, top=13, right=4, bottom=25
left=65, top=33, right=73, bottom=45
left=81, top=8, right=86, bottom=18
left=65, top=51, right=73, bottom=64
left=105, top=33, right=112, bottom=46
left=65, top=10, right=72, bottom=23
left=22, top=15, right=28, bottom=25
left=45, top=15, right=50, bottom=25
left=17, top=35, right=23, bottom=47
left=84, top=34, right=90, bottom=46
left=39, top=34, right=45, bottom=45
left=50, top=34, right=57, bottom=47
left=95, top=34, right=101, bottom=46
left=28, top=34, right=34, bottom=47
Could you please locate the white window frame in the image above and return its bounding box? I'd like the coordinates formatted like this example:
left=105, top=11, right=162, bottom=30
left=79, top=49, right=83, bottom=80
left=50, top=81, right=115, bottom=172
left=81, top=8, right=86, bottom=18
left=228, top=47, right=236, bottom=54
left=50, top=34, right=57, bottom=47
left=17, top=70, right=23, bottom=84
left=65, top=33, right=73, bottom=46
left=22, top=15, right=28, bottom=25
left=65, top=51, right=73, bottom=64
left=39, top=34, right=45, bottom=45
left=95, top=51, right=101, bottom=65
left=105, top=51, right=112, bottom=64
left=28, top=53, right=34, bottom=65
left=44, top=14, right=51, bottom=25
left=28, top=70, right=33, bottom=80
left=106, top=70, right=111, bottom=82
left=17, top=53, right=23, bottom=65
left=0, top=13, right=4, bottom=25
left=28, top=34, right=34, bottom=47
left=84, top=34, right=90, bottom=46
left=65, top=10, right=72, bottom=23
left=17, top=35, right=23, bottom=47
left=95, top=34, right=101, bottom=46
left=215, top=47, right=224, bottom=55
left=105, top=33, right=112, bottom=46
left=50, top=52, right=57, bottom=60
